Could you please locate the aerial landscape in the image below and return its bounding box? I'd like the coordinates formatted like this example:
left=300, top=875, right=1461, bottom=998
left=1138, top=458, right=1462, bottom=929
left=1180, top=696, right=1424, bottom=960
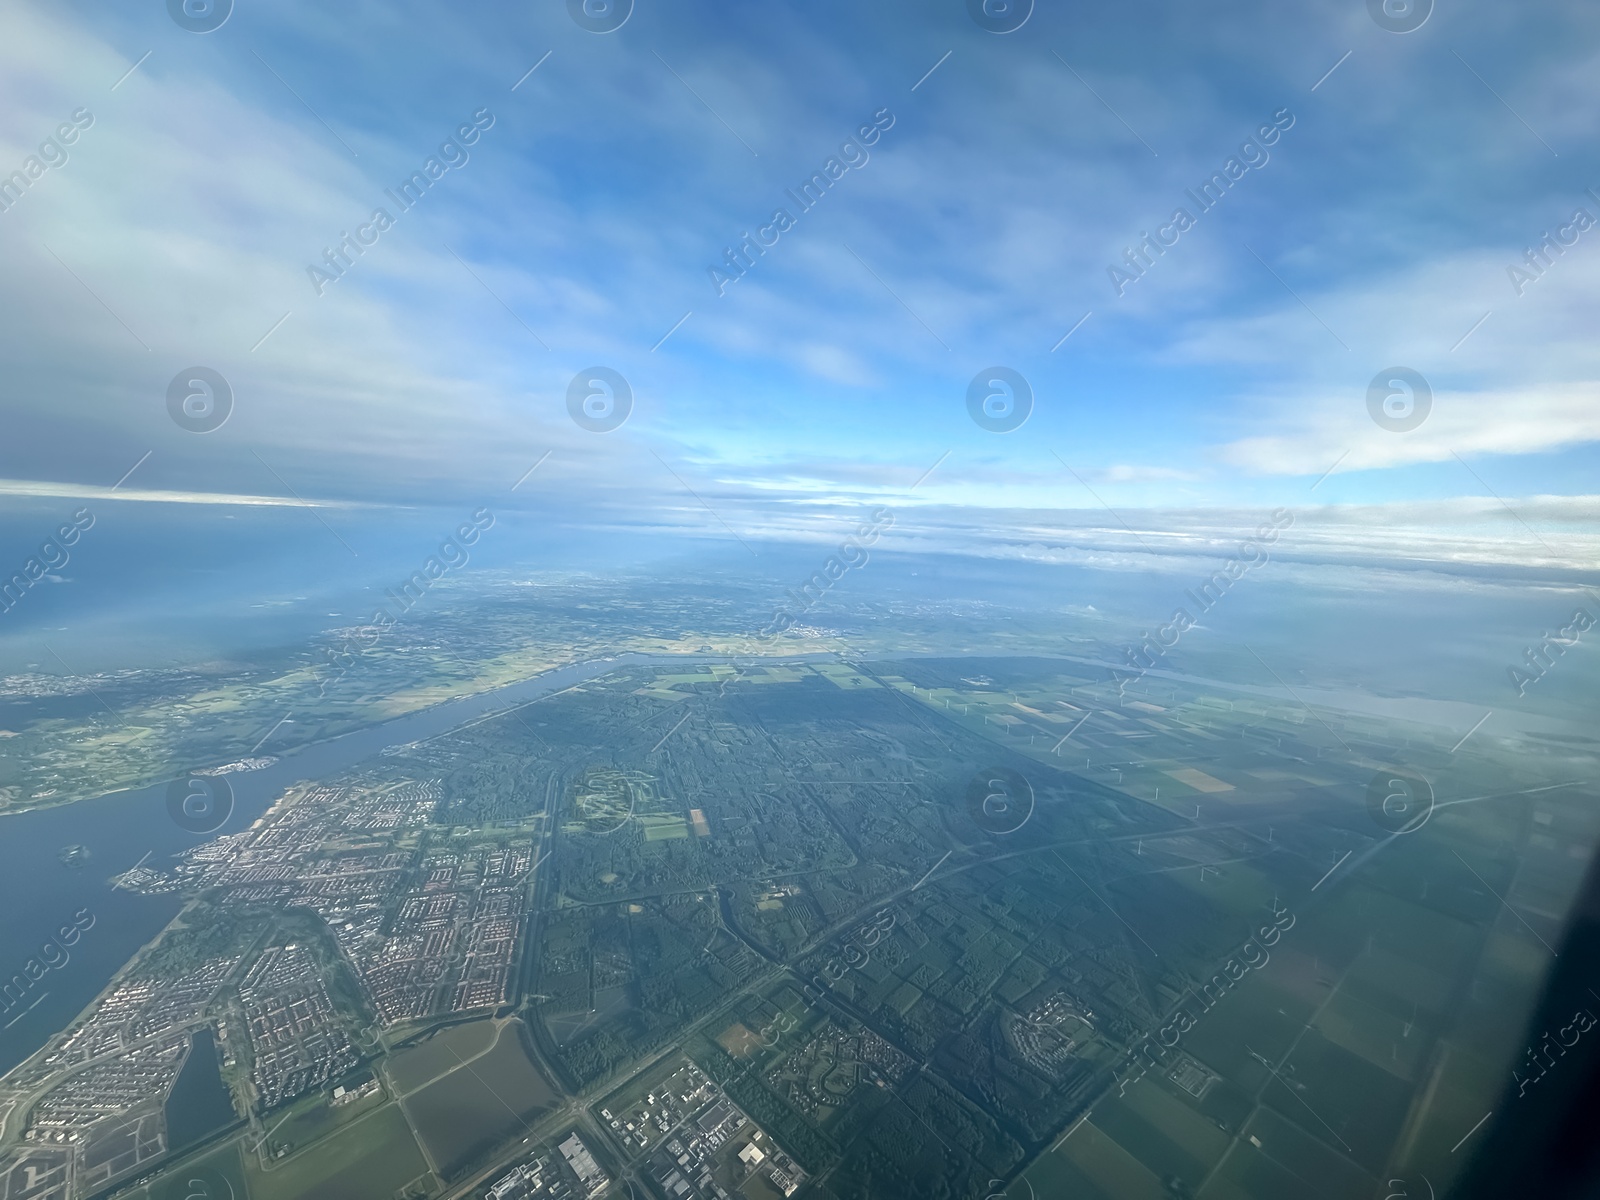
left=1, top=567, right=1595, bottom=1200
left=2, top=0, right=1599, bottom=1198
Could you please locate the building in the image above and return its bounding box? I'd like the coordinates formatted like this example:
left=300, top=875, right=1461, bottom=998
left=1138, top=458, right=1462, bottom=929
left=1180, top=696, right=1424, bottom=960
left=558, top=1133, right=608, bottom=1198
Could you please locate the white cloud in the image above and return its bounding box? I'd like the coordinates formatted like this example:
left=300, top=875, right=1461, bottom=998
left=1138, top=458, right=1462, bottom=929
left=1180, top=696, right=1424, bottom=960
left=1093, top=464, right=1204, bottom=484
left=1217, top=382, right=1600, bottom=475
left=793, top=342, right=880, bottom=387
left=0, top=478, right=366, bottom=508
left=4, top=0, right=1598, bottom=528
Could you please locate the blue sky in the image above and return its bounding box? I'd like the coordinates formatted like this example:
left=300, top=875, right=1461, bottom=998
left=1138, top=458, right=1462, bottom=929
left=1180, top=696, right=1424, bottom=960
left=1, top=0, right=1597, bottom=571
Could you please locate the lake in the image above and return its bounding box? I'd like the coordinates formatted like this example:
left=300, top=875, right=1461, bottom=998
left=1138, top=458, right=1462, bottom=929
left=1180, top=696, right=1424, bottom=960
left=165, top=1028, right=236, bottom=1152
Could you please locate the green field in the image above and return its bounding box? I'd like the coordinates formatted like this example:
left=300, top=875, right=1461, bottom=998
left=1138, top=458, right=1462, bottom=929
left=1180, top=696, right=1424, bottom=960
left=138, top=1143, right=252, bottom=1200
left=641, top=813, right=691, bottom=840
left=242, top=1103, right=431, bottom=1200
left=1241, top=1106, right=1376, bottom=1198
left=1121, top=1079, right=1233, bottom=1178
left=387, top=1020, right=502, bottom=1095
left=1023, top=1120, right=1166, bottom=1200
left=399, top=1021, right=561, bottom=1178
left=247, top=1077, right=388, bottom=1163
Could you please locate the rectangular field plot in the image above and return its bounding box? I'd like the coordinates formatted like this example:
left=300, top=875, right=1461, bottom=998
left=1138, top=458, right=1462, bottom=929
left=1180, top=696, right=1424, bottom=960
left=399, top=1020, right=560, bottom=1179
left=242, top=1103, right=431, bottom=1200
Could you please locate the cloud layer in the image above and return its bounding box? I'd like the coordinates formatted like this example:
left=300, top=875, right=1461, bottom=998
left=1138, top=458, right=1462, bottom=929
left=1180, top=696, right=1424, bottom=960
left=1, top=0, right=1597, bottom=550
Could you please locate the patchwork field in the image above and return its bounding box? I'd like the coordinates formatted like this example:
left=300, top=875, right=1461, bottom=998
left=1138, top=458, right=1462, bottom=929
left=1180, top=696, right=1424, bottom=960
left=387, top=1020, right=503, bottom=1096
left=242, top=1103, right=431, bottom=1200
left=398, top=1021, right=561, bottom=1178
